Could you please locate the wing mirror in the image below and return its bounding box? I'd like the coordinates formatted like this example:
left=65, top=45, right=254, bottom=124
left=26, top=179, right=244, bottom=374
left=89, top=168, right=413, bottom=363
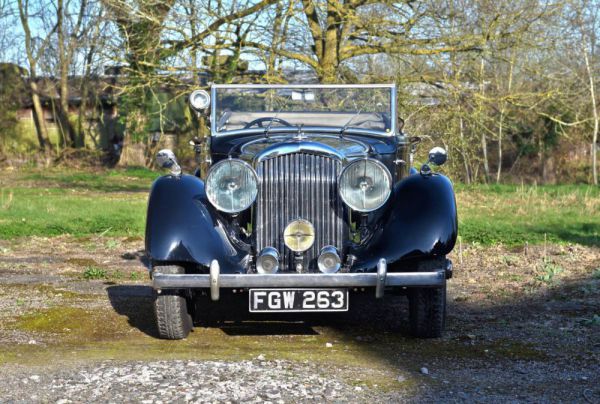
left=156, top=149, right=181, bottom=176
left=428, top=146, right=447, bottom=166
left=420, top=146, right=447, bottom=176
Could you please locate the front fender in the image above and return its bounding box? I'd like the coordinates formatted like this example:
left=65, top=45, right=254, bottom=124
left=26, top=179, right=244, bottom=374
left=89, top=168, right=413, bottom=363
left=352, top=174, right=458, bottom=270
left=145, top=174, right=248, bottom=273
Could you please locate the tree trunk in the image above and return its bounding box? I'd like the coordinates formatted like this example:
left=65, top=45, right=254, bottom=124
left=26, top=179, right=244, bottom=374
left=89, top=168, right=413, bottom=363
left=18, top=0, right=52, bottom=154
left=479, top=57, right=490, bottom=182
left=497, top=55, right=516, bottom=183
left=459, top=116, right=471, bottom=184
left=29, top=80, right=52, bottom=153
left=56, top=0, right=78, bottom=148
left=583, top=44, right=598, bottom=185
left=496, top=116, right=503, bottom=183
left=78, top=43, right=96, bottom=148
left=481, top=132, right=489, bottom=182
left=319, top=3, right=340, bottom=83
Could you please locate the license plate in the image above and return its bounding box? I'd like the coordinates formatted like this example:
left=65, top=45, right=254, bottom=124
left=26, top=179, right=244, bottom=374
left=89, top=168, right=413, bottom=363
left=249, top=288, right=349, bottom=313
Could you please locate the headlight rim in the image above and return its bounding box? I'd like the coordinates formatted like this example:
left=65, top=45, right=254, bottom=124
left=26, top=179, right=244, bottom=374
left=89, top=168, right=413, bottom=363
left=205, top=158, right=258, bottom=213
left=338, top=157, right=393, bottom=213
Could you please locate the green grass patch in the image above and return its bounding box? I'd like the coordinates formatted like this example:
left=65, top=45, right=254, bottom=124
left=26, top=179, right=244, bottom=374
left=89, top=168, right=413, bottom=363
left=456, top=183, right=600, bottom=247
left=21, top=166, right=159, bottom=193
left=0, top=168, right=150, bottom=238
left=535, top=260, right=564, bottom=285
left=0, top=187, right=146, bottom=238
left=82, top=266, right=108, bottom=280
left=1, top=168, right=599, bottom=246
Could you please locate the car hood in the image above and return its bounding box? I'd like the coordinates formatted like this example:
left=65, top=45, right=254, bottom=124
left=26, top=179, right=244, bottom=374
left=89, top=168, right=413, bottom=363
left=238, top=135, right=370, bottom=161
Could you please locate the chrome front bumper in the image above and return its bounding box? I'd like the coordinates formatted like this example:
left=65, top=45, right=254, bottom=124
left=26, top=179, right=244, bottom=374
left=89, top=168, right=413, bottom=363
left=152, top=259, right=449, bottom=301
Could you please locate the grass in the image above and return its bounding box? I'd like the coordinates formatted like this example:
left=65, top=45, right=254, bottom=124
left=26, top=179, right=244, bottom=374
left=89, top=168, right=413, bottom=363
left=0, top=167, right=153, bottom=238
left=82, top=266, right=108, bottom=280
left=535, top=260, right=564, bottom=285
left=455, top=183, right=600, bottom=247
left=0, top=168, right=599, bottom=247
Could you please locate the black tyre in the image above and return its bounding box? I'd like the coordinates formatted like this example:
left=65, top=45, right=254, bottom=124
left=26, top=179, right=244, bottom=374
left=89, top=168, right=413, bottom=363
left=153, top=265, right=193, bottom=340
left=408, top=284, right=446, bottom=338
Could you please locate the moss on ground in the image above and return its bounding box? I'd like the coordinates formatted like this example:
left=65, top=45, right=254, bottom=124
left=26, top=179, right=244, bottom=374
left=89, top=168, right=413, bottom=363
left=65, top=258, right=100, bottom=267
left=4, top=302, right=547, bottom=371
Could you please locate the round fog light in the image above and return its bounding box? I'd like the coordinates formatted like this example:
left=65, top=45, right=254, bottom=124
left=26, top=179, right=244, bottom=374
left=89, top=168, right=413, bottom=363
left=317, top=246, right=341, bottom=273
left=256, top=247, right=279, bottom=274
left=283, top=219, right=315, bottom=252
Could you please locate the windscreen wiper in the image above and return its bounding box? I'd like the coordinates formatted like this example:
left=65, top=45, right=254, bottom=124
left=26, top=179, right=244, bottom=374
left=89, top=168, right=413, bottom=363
left=339, top=95, right=378, bottom=138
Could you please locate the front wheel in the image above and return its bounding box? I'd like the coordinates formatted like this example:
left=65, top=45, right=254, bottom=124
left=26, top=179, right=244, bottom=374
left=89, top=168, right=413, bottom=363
left=153, top=265, right=193, bottom=340
left=408, top=284, right=446, bottom=338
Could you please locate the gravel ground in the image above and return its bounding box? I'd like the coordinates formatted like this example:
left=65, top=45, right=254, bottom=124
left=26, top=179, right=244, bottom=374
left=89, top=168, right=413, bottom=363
left=1, top=358, right=598, bottom=403
left=0, top=359, right=389, bottom=403
left=0, top=237, right=599, bottom=403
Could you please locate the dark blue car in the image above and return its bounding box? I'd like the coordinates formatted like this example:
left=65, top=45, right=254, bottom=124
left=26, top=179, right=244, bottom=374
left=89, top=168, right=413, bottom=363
left=146, top=84, right=456, bottom=339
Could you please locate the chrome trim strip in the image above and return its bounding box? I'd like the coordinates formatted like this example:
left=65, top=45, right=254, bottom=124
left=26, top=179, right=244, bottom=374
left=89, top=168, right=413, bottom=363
left=238, top=133, right=370, bottom=160
left=212, top=84, right=396, bottom=89
left=152, top=270, right=446, bottom=289
left=252, top=141, right=344, bottom=164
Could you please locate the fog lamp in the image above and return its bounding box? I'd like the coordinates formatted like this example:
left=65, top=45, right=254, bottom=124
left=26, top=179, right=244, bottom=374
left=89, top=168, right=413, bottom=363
left=256, top=247, right=279, bottom=274
left=317, top=246, right=341, bottom=273
left=283, top=219, right=315, bottom=252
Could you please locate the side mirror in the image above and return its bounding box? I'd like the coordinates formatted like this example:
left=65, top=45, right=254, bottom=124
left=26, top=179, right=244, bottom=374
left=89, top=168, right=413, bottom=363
left=156, top=149, right=181, bottom=176
left=428, top=146, right=447, bottom=166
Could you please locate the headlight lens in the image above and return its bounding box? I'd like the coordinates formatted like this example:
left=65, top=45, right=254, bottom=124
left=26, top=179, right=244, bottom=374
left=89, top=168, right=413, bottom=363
left=339, top=159, right=392, bottom=212
left=206, top=159, right=258, bottom=213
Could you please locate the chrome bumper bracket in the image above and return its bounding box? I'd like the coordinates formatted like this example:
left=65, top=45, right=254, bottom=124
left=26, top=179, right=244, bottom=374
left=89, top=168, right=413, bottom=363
left=375, top=258, right=387, bottom=299
left=209, top=260, right=220, bottom=301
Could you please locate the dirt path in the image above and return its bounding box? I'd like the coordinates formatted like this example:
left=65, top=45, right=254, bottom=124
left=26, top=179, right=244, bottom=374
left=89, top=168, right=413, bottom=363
left=0, top=236, right=598, bottom=402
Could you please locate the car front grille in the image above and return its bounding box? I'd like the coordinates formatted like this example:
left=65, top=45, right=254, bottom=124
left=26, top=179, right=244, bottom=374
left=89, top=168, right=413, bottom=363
left=255, top=152, right=347, bottom=272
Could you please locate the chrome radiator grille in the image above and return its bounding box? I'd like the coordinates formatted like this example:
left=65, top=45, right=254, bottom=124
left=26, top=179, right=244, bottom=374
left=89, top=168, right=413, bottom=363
left=255, top=153, right=346, bottom=272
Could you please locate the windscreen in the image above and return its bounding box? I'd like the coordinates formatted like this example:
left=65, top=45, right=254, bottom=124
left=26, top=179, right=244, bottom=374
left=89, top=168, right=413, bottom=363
left=212, top=86, right=394, bottom=135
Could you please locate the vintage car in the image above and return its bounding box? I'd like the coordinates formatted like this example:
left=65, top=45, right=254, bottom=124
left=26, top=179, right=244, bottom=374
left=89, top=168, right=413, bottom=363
left=146, top=84, right=457, bottom=339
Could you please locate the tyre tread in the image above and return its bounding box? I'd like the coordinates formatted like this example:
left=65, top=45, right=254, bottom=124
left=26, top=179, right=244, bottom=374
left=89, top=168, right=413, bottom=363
left=153, top=265, right=192, bottom=340
left=409, top=285, right=446, bottom=338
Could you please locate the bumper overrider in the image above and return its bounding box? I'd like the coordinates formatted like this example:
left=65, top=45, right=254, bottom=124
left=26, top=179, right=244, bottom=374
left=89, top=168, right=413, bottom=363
left=152, top=258, right=453, bottom=301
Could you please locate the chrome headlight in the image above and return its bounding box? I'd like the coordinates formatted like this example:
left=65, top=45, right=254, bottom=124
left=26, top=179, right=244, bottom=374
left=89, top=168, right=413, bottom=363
left=339, top=159, right=392, bottom=212
left=206, top=159, right=258, bottom=213
left=189, top=89, right=210, bottom=111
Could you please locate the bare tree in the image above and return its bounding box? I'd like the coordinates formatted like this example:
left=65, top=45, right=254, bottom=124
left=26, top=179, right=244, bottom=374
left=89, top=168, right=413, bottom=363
left=55, top=0, right=93, bottom=148
left=575, top=1, right=599, bottom=185
left=17, top=0, right=54, bottom=153
left=102, top=0, right=279, bottom=166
